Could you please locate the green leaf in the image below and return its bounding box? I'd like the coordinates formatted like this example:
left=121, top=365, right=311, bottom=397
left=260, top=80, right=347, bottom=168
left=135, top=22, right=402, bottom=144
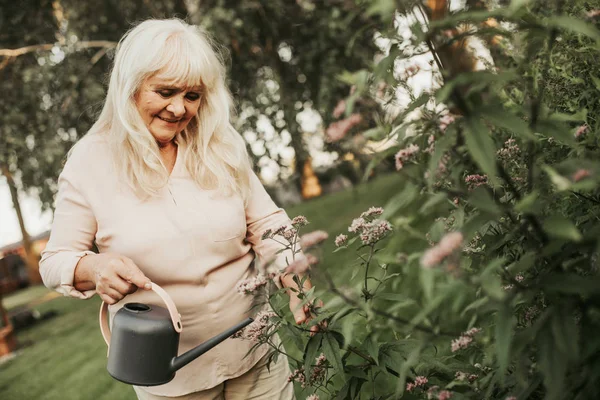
left=551, top=307, right=579, bottom=360
left=514, top=190, right=540, bottom=213
left=479, top=106, right=536, bottom=140
left=303, top=334, right=323, bottom=376
left=420, top=267, right=436, bottom=302
left=365, top=334, right=379, bottom=365
left=538, top=324, right=567, bottom=400
left=323, top=332, right=345, bottom=384
left=542, top=165, right=571, bottom=191
left=545, top=16, right=600, bottom=41
left=542, top=215, right=582, bottom=242
left=480, top=258, right=506, bottom=301
left=468, top=187, right=501, bottom=216
left=464, top=117, right=498, bottom=185
left=419, top=192, right=448, bottom=214
left=541, top=274, right=600, bottom=295
left=382, top=182, right=418, bottom=219
left=496, top=304, right=514, bottom=379
left=536, top=119, right=577, bottom=146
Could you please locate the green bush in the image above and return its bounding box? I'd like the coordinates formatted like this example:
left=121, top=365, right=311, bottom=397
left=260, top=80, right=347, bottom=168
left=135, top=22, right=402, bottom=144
left=233, top=1, right=600, bottom=399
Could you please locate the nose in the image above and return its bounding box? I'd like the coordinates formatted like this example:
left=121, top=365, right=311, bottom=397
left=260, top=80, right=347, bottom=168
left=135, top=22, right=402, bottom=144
left=166, top=95, right=186, bottom=118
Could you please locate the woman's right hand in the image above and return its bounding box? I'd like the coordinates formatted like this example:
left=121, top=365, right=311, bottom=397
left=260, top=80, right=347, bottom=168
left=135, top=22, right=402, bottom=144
left=75, top=253, right=152, bottom=304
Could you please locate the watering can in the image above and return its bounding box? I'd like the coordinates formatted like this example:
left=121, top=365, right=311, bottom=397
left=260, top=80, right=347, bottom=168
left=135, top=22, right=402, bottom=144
left=99, top=282, right=253, bottom=386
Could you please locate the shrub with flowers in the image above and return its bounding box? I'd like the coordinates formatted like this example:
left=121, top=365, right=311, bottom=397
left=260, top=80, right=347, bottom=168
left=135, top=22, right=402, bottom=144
left=237, top=1, right=600, bottom=399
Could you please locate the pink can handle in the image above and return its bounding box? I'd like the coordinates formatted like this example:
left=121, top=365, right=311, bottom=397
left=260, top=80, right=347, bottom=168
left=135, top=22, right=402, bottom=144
left=99, top=282, right=183, bottom=349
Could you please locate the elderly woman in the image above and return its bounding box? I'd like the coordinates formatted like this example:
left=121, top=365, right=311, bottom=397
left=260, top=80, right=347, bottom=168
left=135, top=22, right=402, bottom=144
left=39, top=18, right=315, bottom=400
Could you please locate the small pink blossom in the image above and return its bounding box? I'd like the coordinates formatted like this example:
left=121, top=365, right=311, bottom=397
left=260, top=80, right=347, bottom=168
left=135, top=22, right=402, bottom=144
left=497, top=138, right=520, bottom=159
left=288, top=367, right=307, bottom=387
left=282, top=228, right=297, bottom=241
left=451, top=335, right=473, bottom=352
left=335, top=234, right=348, bottom=247
left=406, top=382, right=416, bottom=392
left=292, top=215, right=309, bottom=227
left=465, top=174, right=488, bottom=189
left=575, top=124, right=588, bottom=138
left=348, top=217, right=366, bottom=233
left=421, top=232, right=463, bottom=268
left=586, top=9, right=600, bottom=19
left=439, top=114, right=456, bottom=132
left=332, top=100, right=346, bottom=119
left=515, top=273, right=524, bottom=282
left=300, top=230, right=329, bottom=248
left=306, top=395, right=320, bottom=400
left=359, top=219, right=393, bottom=245
left=360, top=206, right=384, bottom=220
left=233, top=311, right=277, bottom=341
left=438, top=390, right=453, bottom=400
left=326, top=114, right=362, bottom=142
left=572, top=169, right=591, bottom=182
left=395, top=144, right=420, bottom=170
left=414, top=376, right=428, bottom=386
left=284, top=255, right=311, bottom=275
left=451, top=326, right=481, bottom=352
left=439, top=232, right=464, bottom=253
left=236, top=274, right=268, bottom=294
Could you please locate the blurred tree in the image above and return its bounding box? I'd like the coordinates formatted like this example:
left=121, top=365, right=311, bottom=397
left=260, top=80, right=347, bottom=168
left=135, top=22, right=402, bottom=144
left=191, top=0, right=383, bottom=191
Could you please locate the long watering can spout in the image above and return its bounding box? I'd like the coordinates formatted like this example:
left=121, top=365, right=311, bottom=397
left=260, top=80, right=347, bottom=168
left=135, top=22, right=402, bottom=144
left=170, top=317, right=254, bottom=372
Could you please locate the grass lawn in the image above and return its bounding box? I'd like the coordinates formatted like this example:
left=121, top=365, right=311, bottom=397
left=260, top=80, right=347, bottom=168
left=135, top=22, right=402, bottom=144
left=0, top=172, right=404, bottom=400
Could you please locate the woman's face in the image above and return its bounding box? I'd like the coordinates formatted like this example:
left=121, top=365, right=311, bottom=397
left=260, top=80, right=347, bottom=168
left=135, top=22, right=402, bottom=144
left=135, top=75, right=202, bottom=146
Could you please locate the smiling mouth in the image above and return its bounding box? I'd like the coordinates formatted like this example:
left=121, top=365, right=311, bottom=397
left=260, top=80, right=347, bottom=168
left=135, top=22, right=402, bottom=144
left=157, top=116, right=181, bottom=123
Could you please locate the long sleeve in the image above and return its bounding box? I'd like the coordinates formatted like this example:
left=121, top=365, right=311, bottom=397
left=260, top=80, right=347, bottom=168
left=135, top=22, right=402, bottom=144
left=244, top=171, right=307, bottom=283
left=39, top=159, right=97, bottom=299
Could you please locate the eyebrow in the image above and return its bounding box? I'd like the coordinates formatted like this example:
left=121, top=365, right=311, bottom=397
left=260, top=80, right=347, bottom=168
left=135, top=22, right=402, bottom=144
left=151, top=85, right=202, bottom=92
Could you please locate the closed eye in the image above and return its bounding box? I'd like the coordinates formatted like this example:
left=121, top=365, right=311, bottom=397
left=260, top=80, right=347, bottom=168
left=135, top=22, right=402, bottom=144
left=185, top=92, right=201, bottom=101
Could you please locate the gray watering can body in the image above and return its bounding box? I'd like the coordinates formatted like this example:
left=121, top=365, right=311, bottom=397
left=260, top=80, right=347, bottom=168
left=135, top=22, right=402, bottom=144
left=99, top=283, right=253, bottom=386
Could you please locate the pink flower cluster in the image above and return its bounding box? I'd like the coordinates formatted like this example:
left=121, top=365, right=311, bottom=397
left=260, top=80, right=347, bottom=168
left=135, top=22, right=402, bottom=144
left=326, top=114, right=362, bottom=142
left=360, top=206, right=384, bottom=219
left=425, top=134, right=436, bottom=154
left=359, top=220, right=393, bottom=245
left=439, top=114, right=456, bottom=132
left=292, top=215, right=309, bottom=227
left=572, top=169, right=591, bottom=182
left=288, top=354, right=327, bottom=389
left=395, top=144, right=420, bottom=170
left=335, top=234, right=348, bottom=247
left=300, top=230, right=329, bottom=249
left=455, top=371, right=478, bottom=382
left=465, top=174, right=488, bottom=190
left=497, top=138, right=520, bottom=159
left=236, top=274, right=267, bottom=295
left=451, top=327, right=482, bottom=352
left=310, top=353, right=328, bottom=383
left=348, top=217, right=366, bottom=233
left=288, top=367, right=307, bottom=387
left=284, top=253, right=319, bottom=275
left=332, top=99, right=346, bottom=119
left=426, top=386, right=453, bottom=400
left=406, top=375, right=428, bottom=392
left=575, top=124, right=588, bottom=138
left=421, top=232, right=464, bottom=268
left=232, top=310, right=277, bottom=342
left=586, top=9, right=600, bottom=19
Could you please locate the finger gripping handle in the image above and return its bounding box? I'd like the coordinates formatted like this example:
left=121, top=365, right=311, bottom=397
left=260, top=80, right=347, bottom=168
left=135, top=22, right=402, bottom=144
left=99, top=283, right=183, bottom=350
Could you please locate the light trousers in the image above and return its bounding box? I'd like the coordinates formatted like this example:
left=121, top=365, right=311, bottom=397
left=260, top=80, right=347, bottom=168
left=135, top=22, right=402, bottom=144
left=133, top=352, right=295, bottom=400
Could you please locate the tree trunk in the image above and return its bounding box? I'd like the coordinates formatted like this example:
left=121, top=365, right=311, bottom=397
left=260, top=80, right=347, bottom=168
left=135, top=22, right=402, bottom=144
left=0, top=165, right=41, bottom=284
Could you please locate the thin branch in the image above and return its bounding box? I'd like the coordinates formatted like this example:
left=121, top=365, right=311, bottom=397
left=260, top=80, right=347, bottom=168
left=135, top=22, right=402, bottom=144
left=0, top=41, right=117, bottom=57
